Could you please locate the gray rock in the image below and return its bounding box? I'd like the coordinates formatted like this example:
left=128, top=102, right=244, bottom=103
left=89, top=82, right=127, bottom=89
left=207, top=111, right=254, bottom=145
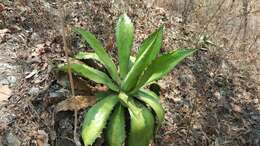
left=0, top=107, right=16, bottom=126
left=7, top=76, right=16, bottom=85
left=6, top=133, right=21, bottom=146
left=28, top=87, right=40, bottom=96
left=0, top=78, right=9, bottom=85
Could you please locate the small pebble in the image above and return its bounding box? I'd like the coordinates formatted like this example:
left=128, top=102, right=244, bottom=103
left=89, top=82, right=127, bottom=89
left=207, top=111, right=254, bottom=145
left=29, top=87, right=40, bottom=96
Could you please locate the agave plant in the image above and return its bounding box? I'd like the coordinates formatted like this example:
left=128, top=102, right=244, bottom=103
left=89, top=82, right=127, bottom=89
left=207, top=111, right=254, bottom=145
left=59, top=14, right=196, bottom=146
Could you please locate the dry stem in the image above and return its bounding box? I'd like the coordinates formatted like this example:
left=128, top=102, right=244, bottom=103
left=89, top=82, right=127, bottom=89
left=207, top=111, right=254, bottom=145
left=58, top=2, right=80, bottom=146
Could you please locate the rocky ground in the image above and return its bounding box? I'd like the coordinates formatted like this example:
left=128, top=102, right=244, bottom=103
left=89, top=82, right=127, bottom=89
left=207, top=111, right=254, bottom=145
left=0, top=0, right=259, bottom=146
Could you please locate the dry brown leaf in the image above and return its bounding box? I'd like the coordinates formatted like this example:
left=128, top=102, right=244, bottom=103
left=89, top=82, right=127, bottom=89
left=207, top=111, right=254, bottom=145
left=0, top=29, right=10, bottom=38
left=231, top=103, right=242, bottom=113
left=36, top=130, right=50, bottom=146
left=0, top=85, right=12, bottom=103
left=55, top=95, right=96, bottom=112
left=0, top=3, right=5, bottom=13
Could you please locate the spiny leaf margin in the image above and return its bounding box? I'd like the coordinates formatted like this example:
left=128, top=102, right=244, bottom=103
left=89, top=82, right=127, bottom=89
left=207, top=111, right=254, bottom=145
left=134, top=49, right=197, bottom=91
left=58, top=60, right=119, bottom=91
left=74, top=51, right=101, bottom=62
left=81, top=95, right=118, bottom=146
left=116, top=13, right=134, bottom=78
left=122, top=26, right=164, bottom=92
left=135, top=89, right=165, bottom=126
left=118, top=92, right=154, bottom=146
left=106, top=104, right=126, bottom=146
left=73, top=27, right=121, bottom=84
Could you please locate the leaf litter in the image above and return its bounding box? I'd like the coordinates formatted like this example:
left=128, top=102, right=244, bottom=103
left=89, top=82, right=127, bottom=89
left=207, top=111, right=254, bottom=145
left=0, top=85, right=12, bottom=102
left=55, top=95, right=96, bottom=112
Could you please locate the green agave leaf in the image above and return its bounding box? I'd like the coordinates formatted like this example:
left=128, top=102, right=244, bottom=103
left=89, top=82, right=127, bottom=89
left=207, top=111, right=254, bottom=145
left=82, top=95, right=118, bottom=146
left=74, top=51, right=101, bottom=62
left=128, top=56, right=136, bottom=70
left=74, top=28, right=121, bottom=84
left=134, top=49, right=197, bottom=90
left=116, top=13, right=134, bottom=78
left=135, top=89, right=165, bottom=126
left=95, top=91, right=116, bottom=101
left=118, top=92, right=154, bottom=146
left=122, top=26, right=164, bottom=92
left=58, top=60, right=119, bottom=92
left=135, top=26, right=163, bottom=60
left=106, top=104, right=126, bottom=146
